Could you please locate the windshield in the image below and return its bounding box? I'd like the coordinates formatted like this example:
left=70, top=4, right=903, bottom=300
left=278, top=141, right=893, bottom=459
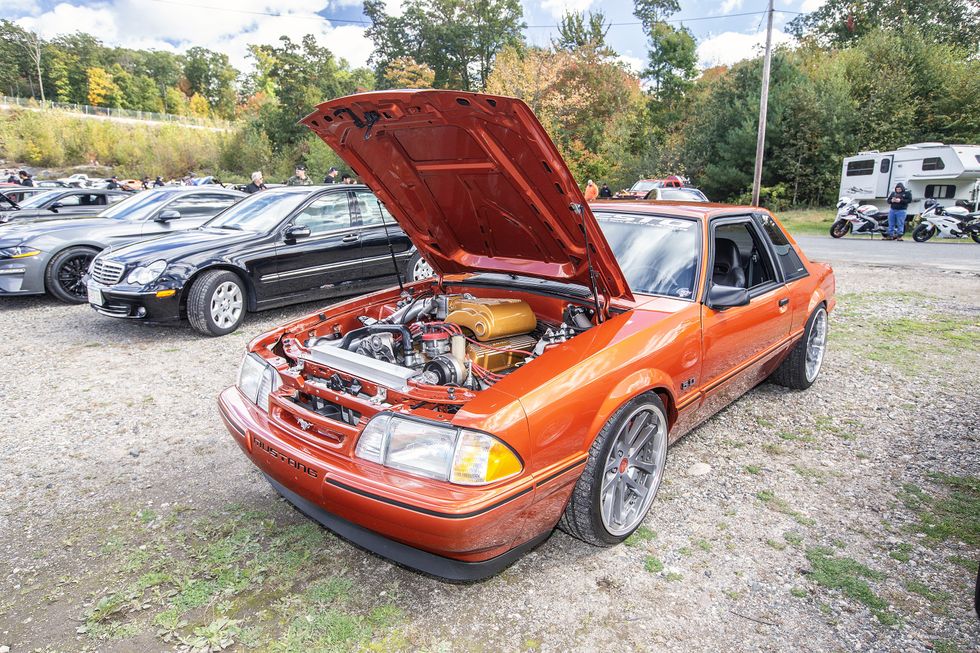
left=15, top=190, right=63, bottom=208
left=205, top=189, right=313, bottom=232
left=659, top=188, right=706, bottom=202
left=101, top=190, right=176, bottom=220
left=596, top=212, right=700, bottom=299
left=629, top=181, right=657, bottom=193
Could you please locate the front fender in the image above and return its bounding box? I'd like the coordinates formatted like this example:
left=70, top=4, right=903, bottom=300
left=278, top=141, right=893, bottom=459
left=586, top=369, right=676, bottom=449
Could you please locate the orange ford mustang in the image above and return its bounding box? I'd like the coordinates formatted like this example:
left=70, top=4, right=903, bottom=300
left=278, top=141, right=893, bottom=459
left=218, top=90, right=836, bottom=581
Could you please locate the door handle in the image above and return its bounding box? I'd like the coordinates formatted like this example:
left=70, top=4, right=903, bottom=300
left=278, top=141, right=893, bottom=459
left=341, top=234, right=359, bottom=243
left=778, top=298, right=790, bottom=307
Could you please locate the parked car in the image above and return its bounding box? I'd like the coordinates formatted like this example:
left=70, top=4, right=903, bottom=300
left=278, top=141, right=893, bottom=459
left=0, top=186, right=244, bottom=303
left=0, top=188, right=130, bottom=225
left=217, top=90, right=837, bottom=581
left=58, top=173, right=98, bottom=188
left=614, top=175, right=691, bottom=200
left=643, top=187, right=709, bottom=202
left=86, top=185, right=417, bottom=336
left=0, top=186, right=49, bottom=204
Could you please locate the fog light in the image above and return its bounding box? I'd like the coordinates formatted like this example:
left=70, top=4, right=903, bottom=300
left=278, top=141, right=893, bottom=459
left=136, top=307, right=147, bottom=317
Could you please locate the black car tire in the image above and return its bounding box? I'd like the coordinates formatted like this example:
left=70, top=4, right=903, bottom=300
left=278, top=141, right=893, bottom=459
left=187, top=270, right=246, bottom=337
left=558, top=392, right=668, bottom=547
left=406, top=251, right=434, bottom=282
left=46, top=246, right=99, bottom=304
left=769, top=304, right=828, bottom=390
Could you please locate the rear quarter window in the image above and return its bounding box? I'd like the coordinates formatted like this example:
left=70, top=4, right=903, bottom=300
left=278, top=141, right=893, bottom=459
left=756, top=213, right=807, bottom=281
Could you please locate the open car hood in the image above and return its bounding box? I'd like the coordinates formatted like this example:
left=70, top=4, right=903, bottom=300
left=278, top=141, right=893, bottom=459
left=301, top=90, right=632, bottom=302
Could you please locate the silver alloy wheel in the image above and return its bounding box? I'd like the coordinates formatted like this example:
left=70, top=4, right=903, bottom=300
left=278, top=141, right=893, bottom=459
left=804, top=307, right=828, bottom=383
left=412, top=256, right=434, bottom=281
left=600, top=405, right=667, bottom=536
left=210, top=281, right=243, bottom=329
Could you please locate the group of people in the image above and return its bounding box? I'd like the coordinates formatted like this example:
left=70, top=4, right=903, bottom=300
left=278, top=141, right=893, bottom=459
left=243, top=165, right=358, bottom=194
left=583, top=180, right=613, bottom=201
left=4, top=169, right=34, bottom=186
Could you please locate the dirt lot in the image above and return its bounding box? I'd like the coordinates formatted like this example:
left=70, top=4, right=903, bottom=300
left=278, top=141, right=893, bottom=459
left=1, top=262, right=978, bottom=653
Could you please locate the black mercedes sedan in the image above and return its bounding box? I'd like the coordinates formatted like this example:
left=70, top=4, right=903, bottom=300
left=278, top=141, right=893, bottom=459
left=85, top=185, right=423, bottom=336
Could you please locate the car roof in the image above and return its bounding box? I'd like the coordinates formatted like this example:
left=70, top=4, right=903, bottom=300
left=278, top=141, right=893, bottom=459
left=590, top=200, right=762, bottom=220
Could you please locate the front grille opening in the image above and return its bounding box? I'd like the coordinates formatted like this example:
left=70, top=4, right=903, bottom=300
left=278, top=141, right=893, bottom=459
left=293, top=392, right=361, bottom=427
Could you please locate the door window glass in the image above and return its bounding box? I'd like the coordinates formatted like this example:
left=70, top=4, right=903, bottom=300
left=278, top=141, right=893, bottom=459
left=352, top=190, right=394, bottom=227
left=712, top=222, right=776, bottom=290
left=755, top=214, right=807, bottom=281
left=164, top=193, right=239, bottom=219
left=880, top=159, right=891, bottom=173
left=292, top=193, right=351, bottom=235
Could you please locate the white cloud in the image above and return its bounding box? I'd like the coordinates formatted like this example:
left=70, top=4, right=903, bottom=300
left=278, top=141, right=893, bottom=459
left=15, top=0, right=375, bottom=72
left=720, top=0, right=744, bottom=13
left=616, top=54, right=645, bottom=75
left=697, top=29, right=794, bottom=68
left=538, top=0, right=596, bottom=20
left=800, top=0, right=826, bottom=11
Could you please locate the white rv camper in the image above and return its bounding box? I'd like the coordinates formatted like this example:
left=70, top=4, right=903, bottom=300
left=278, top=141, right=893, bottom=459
left=838, top=143, right=980, bottom=214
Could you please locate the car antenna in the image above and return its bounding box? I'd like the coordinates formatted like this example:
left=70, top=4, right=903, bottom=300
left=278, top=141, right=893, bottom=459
left=569, top=202, right=605, bottom=323
left=376, top=198, right=404, bottom=292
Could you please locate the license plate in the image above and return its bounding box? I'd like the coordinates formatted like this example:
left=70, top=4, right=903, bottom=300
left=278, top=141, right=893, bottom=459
left=87, top=283, right=103, bottom=306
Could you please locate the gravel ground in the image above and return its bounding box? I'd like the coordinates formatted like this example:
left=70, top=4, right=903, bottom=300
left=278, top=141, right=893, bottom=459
left=1, top=262, right=978, bottom=653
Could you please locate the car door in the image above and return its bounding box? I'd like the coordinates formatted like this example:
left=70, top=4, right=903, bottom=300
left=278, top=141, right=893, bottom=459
left=269, top=189, right=365, bottom=302
left=140, top=192, right=239, bottom=237
left=698, top=216, right=793, bottom=417
left=349, top=189, right=413, bottom=286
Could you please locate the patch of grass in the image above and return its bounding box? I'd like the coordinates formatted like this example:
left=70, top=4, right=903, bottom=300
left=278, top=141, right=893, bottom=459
left=306, top=577, right=353, bottom=605
left=888, top=543, right=913, bottom=563
left=762, top=443, right=787, bottom=456
left=790, top=587, right=808, bottom=598
left=933, top=640, right=965, bottom=653
left=756, top=490, right=816, bottom=526
left=904, top=580, right=951, bottom=605
left=722, top=589, right=741, bottom=600
left=744, top=464, right=761, bottom=475
left=677, top=546, right=692, bottom=557
left=624, top=526, right=656, bottom=547
left=695, top=539, right=712, bottom=552
left=765, top=538, right=786, bottom=551
left=644, top=556, right=664, bottom=573
left=948, top=556, right=978, bottom=571
left=791, top=465, right=825, bottom=480
left=784, top=532, right=804, bottom=548
left=776, top=208, right=837, bottom=236
left=664, top=571, right=684, bottom=582
left=903, top=474, right=980, bottom=547
left=804, top=547, right=896, bottom=625
left=778, top=430, right=816, bottom=443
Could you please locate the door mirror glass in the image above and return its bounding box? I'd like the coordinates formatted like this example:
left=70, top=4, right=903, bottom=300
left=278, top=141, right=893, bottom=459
left=155, top=209, right=181, bottom=222
left=706, top=283, right=750, bottom=309
left=48, top=202, right=63, bottom=211
left=284, top=225, right=311, bottom=240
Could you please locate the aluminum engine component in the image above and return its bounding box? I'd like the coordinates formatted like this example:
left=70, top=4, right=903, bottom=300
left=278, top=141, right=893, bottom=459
left=445, top=296, right=536, bottom=341
left=466, top=334, right=537, bottom=372
left=422, top=354, right=466, bottom=386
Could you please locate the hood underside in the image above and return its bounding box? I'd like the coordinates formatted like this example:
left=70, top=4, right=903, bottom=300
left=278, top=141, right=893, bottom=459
left=301, top=90, right=632, bottom=302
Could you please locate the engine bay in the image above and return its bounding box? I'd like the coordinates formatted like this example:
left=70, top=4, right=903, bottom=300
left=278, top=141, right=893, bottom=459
left=304, top=292, right=595, bottom=393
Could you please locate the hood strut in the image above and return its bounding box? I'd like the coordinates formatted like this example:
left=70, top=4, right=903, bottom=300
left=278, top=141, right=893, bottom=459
left=570, top=202, right=605, bottom=323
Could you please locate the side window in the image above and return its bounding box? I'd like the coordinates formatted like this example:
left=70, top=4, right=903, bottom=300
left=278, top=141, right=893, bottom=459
left=880, top=159, right=890, bottom=173
left=755, top=214, right=807, bottom=281
left=922, top=157, right=945, bottom=171
left=165, top=193, right=238, bottom=219
left=712, top=221, right=777, bottom=291
left=351, top=190, right=394, bottom=227
left=924, top=184, right=956, bottom=199
left=292, top=193, right=351, bottom=236
left=54, top=194, right=83, bottom=206
left=846, top=160, right=874, bottom=176
left=107, top=194, right=126, bottom=205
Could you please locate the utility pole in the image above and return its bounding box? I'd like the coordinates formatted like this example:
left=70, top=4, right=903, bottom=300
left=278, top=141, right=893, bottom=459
left=751, top=0, right=774, bottom=207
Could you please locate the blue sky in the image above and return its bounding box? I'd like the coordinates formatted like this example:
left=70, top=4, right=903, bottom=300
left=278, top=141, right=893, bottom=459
left=5, top=0, right=820, bottom=74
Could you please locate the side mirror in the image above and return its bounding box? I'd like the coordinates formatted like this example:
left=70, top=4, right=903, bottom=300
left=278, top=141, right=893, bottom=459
left=284, top=225, right=311, bottom=240
left=48, top=202, right=63, bottom=212
left=705, top=283, right=750, bottom=310
left=155, top=209, right=181, bottom=222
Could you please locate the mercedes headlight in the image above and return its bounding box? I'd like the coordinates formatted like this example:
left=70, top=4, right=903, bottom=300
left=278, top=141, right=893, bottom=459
left=126, top=259, right=167, bottom=285
left=0, top=245, right=40, bottom=258
left=237, top=353, right=280, bottom=412
left=355, top=413, right=523, bottom=486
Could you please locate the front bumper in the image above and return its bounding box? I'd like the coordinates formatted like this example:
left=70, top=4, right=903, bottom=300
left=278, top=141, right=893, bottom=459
left=0, top=254, right=47, bottom=296
left=87, top=281, right=182, bottom=322
left=217, top=386, right=555, bottom=581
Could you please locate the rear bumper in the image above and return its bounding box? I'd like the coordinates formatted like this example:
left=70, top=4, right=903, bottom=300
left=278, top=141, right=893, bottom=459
left=217, top=386, right=561, bottom=581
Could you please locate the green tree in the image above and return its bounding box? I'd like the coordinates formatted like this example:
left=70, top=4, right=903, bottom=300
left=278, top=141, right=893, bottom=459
left=364, top=0, right=525, bottom=91
left=554, top=11, right=612, bottom=55
left=183, top=47, right=238, bottom=118
left=632, top=0, right=696, bottom=98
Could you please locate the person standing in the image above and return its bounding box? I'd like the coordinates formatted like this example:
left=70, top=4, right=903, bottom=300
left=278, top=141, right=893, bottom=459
left=245, top=171, right=267, bottom=194
left=287, top=165, right=311, bottom=186
left=584, top=180, right=599, bottom=201
left=885, top=183, right=911, bottom=241
left=18, top=170, right=34, bottom=187
left=153, top=176, right=166, bottom=187
left=106, top=176, right=120, bottom=190
left=599, top=183, right=612, bottom=199
left=323, top=167, right=339, bottom=184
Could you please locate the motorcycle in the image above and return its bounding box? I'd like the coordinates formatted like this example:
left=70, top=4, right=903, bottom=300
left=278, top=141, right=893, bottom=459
left=830, top=197, right=890, bottom=238
left=912, top=199, right=980, bottom=243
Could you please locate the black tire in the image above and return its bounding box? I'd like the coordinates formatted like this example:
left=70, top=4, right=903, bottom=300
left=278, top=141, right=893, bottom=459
left=186, top=270, right=246, bottom=337
left=769, top=304, right=828, bottom=390
left=971, top=231, right=980, bottom=244
left=406, top=251, right=434, bottom=282
left=912, top=224, right=935, bottom=243
left=45, top=246, right=99, bottom=303
left=829, top=221, right=850, bottom=238
left=558, top=392, right=668, bottom=547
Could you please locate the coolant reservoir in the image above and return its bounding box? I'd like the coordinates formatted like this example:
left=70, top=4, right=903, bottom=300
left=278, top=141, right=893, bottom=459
left=445, top=297, right=536, bottom=341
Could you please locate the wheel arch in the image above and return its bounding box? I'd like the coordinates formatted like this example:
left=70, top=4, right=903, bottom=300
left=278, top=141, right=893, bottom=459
left=180, top=264, right=256, bottom=315
left=42, top=243, right=102, bottom=293
left=585, top=368, right=678, bottom=449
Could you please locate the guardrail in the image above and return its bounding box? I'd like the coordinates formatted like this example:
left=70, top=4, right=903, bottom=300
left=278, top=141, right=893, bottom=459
left=0, top=95, right=234, bottom=129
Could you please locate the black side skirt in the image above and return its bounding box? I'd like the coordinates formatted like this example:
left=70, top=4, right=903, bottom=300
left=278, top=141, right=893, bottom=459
left=264, top=474, right=551, bottom=583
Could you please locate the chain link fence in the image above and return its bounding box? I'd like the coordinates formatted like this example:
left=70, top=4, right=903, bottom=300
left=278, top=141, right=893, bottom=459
left=0, top=95, right=233, bottom=130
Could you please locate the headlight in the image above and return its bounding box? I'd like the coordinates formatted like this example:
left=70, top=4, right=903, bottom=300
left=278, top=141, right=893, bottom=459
left=0, top=246, right=40, bottom=258
left=237, top=353, right=280, bottom=412
left=355, top=413, right=523, bottom=486
left=126, top=259, right=167, bottom=285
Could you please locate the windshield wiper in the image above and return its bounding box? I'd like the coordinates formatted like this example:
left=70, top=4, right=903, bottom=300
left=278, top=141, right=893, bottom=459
left=214, top=224, right=243, bottom=230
